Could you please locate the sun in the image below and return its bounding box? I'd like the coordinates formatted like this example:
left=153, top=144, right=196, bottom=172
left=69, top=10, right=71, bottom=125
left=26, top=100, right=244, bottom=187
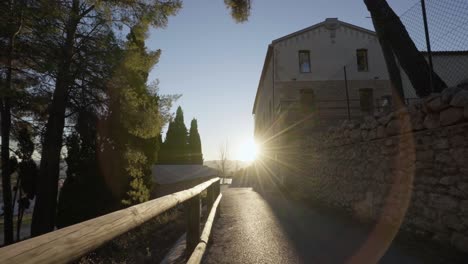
left=238, top=138, right=260, bottom=163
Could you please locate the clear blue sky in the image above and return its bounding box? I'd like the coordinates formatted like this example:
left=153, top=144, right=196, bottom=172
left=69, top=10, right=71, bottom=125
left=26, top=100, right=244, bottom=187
left=147, top=0, right=418, bottom=161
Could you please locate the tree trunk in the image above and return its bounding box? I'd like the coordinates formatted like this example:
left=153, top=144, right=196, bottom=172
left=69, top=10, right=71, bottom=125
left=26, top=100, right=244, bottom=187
left=1, top=3, right=19, bottom=243
left=370, top=16, right=405, bottom=108
left=31, top=0, right=80, bottom=236
left=364, top=0, right=446, bottom=97
left=1, top=93, right=14, bottom=246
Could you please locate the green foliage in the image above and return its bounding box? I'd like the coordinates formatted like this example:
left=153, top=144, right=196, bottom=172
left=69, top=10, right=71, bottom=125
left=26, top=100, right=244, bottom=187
left=13, top=124, right=38, bottom=200
left=158, top=109, right=204, bottom=165
left=188, top=118, right=203, bottom=164
left=224, top=0, right=251, bottom=23
left=57, top=112, right=115, bottom=228
left=103, top=20, right=174, bottom=206
left=159, top=106, right=191, bottom=164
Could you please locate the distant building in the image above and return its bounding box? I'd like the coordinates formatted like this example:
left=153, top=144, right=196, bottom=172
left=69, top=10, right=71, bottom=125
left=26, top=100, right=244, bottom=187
left=253, top=18, right=394, bottom=144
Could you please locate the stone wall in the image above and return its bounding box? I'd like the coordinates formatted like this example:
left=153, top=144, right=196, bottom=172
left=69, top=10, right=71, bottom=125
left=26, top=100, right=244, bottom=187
left=281, top=86, right=468, bottom=253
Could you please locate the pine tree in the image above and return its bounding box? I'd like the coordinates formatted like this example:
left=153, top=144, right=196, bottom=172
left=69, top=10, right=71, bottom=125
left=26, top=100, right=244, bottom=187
left=104, top=21, right=164, bottom=206
left=29, top=0, right=182, bottom=236
left=188, top=118, right=203, bottom=164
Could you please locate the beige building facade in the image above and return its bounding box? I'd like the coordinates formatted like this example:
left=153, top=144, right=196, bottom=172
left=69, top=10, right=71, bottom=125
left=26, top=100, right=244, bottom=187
left=253, top=18, right=395, bottom=143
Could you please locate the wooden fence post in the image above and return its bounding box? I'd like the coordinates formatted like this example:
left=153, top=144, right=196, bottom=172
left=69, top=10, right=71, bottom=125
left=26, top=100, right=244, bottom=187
left=185, top=194, right=201, bottom=257
left=207, top=184, right=215, bottom=211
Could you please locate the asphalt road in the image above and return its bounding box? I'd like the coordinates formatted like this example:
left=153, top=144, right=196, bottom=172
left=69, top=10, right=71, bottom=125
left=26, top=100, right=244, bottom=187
left=203, top=188, right=430, bottom=264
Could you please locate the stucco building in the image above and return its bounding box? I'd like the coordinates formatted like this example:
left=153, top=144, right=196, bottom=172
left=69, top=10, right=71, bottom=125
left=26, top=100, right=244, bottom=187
left=253, top=18, right=396, bottom=145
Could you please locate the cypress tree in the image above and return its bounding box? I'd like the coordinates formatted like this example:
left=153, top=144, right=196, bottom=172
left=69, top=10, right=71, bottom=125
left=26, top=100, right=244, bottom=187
left=159, top=106, right=190, bottom=164
left=188, top=119, right=203, bottom=164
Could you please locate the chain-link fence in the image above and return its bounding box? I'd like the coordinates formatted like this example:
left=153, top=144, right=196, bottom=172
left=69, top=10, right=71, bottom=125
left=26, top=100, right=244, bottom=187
left=400, top=0, right=468, bottom=98
left=271, top=0, right=468, bottom=130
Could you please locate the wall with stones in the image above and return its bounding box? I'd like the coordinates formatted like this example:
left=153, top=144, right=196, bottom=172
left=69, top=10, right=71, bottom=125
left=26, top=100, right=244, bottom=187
left=281, top=86, right=468, bottom=253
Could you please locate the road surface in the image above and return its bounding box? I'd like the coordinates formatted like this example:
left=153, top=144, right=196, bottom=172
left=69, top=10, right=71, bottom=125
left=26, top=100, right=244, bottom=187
left=203, top=188, right=440, bottom=264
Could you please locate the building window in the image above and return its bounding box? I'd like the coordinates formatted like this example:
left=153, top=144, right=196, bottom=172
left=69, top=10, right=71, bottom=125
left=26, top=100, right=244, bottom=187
left=299, top=50, right=311, bottom=73
left=356, top=49, right=368, bottom=72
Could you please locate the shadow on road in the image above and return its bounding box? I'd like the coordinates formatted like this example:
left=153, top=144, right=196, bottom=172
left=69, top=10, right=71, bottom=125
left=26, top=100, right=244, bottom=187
left=256, top=187, right=466, bottom=264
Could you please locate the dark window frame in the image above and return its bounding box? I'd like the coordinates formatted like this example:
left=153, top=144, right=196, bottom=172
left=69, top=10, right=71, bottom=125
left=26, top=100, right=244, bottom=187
left=298, top=50, right=311, bottom=73
left=356, top=49, right=369, bottom=72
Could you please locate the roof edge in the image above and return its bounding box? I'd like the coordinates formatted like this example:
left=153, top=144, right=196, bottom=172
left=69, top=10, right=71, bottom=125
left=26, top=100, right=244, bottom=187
left=271, top=19, right=376, bottom=45
left=252, top=45, right=273, bottom=115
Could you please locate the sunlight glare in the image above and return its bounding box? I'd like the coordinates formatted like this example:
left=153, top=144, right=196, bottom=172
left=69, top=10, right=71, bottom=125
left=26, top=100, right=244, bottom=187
left=238, top=138, right=259, bottom=163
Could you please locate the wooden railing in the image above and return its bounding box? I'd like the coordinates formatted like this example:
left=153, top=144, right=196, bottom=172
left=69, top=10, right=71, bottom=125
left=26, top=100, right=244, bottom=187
left=0, top=177, right=222, bottom=264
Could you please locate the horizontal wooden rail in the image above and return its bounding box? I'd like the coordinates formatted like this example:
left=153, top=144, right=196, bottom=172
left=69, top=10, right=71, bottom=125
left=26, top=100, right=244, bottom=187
left=0, top=177, right=220, bottom=264
left=187, top=193, right=223, bottom=264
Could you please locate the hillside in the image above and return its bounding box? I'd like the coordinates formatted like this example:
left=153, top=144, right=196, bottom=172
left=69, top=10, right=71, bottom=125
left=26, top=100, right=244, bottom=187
left=203, top=160, right=250, bottom=173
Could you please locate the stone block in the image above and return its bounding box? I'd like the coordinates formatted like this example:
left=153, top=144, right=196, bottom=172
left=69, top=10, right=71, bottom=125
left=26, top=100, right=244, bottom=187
left=441, top=86, right=462, bottom=103
left=430, top=195, right=459, bottom=212
left=440, top=107, right=464, bottom=126
left=395, top=107, right=409, bottom=118
left=435, top=151, right=453, bottom=164
left=451, top=233, right=468, bottom=252
left=449, top=135, right=465, bottom=148
left=457, top=183, right=468, bottom=194
left=368, top=129, right=377, bottom=140
left=386, top=119, right=400, bottom=136
left=409, top=112, right=425, bottom=131
left=350, top=129, right=361, bottom=141
left=442, top=167, right=458, bottom=175
left=377, top=126, right=385, bottom=138
left=449, top=148, right=468, bottom=168
left=449, top=187, right=465, bottom=198
left=400, top=117, right=413, bottom=133
left=426, top=95, right=447, bottom=112
left=434, top=138, right=449, bottom=150
left=364, top=116, right=379, bottom=129
left=432, top=234, right=451, bottom=244
left=444, top=215, right=464, bottom=231
left=416, top=150, right=434, bottom=162
left=361, top=130, right=369, bottom=141
left=378, top=113, right=392, bottom=126
left=439, top=176, right=457, bottom=185
left=423, top=114, right=440, bottom=129
left=450, top=89, right=468, bottom=107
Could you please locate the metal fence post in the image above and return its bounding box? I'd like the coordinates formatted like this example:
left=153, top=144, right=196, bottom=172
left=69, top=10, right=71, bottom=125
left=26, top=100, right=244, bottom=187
left=344, top=66, right=351, bottom=120
left=421, top=0, right=434, bottom=92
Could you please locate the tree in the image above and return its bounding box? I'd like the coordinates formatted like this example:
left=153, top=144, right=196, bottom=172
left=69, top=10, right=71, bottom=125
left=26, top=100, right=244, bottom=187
left=12, top=123, right=37, bottom=241
left=0, top=0, right=28, bottom=245
left=364, top=0, right=446, bottom=97
left=217, top=140, right=229, bottom=177
left=159, top=106, right=189, bottom=164
left=56, top=111, right=115, bottom=228
left=31, top=0, right=182, bottom=236
left=102, top=20, right=171, bottom=207
left=188, top=118, right=203, bottom=164
left=224, top=0, right=251, bottom=23
left=3, top=0, right=247, bottom=237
